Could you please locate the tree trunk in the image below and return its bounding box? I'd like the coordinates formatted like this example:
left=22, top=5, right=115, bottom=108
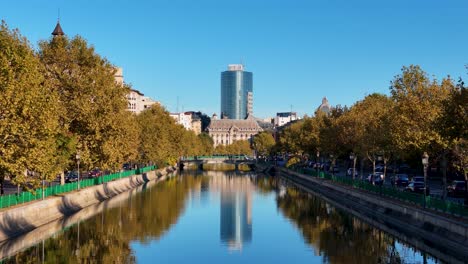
left=60, top=171, right=65, bottom=185
left=442, top=152, right=448, bottom=200
left=0, top=177, right=3, bottom=196
left=464, top=171, right=468, bottom=206
left=383, top=159, right=388, bottom=182
left=359, top=158, right=364, bottom=180
left=353, top=157, right=357, bottom=180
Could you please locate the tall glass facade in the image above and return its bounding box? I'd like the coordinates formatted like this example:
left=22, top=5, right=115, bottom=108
left=221, top=65, right=253, bottom=119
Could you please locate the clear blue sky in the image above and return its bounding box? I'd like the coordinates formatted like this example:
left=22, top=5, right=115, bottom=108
left=2, top=0, right=467, bottom=118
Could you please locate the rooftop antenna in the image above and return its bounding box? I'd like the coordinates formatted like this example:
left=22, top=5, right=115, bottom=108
left=58, top=8, right=60, bottom=22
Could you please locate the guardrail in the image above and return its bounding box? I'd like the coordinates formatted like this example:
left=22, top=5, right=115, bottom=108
left=0, top=165, right=157, bottom=209
left=289, top=166, right=468, bottom=218
left=182, top=155, right=250, bottom=160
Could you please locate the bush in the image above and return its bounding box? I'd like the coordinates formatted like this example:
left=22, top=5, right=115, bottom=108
left=286, top=156, right=301, bottom=168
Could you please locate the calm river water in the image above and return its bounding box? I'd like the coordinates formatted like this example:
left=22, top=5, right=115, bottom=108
left=2, top=170, right=445, bottom=263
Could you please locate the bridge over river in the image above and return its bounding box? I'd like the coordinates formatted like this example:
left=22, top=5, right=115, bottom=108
left=180, top=155, right=256, bottom=171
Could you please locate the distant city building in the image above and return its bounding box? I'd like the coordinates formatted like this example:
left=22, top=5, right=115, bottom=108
left=114, top=67, right=124, bottom=85
left=114, top=68, right=158, bottom=114
left=221, top=64, right=253, bottom=120
left=206, top=115, right=263, bottom=147
left=274, top=112, right=298, bottom=127
left=170, top=112, right=205, bottom=135
left=317, top=97, right=331, bottom=114
left=127, top=89, right=158, bottom=114
left=170, top=112, right=193, bottom=130
left=191, top=118, right=202, bottom=135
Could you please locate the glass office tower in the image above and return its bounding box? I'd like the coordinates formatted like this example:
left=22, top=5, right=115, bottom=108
left=221, top=64, right=253, bottom=119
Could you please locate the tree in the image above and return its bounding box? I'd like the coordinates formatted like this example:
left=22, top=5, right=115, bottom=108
left=0, top=21, right=62, bottom=191
left=137, top=104, right=178, bottom=167
left=39, top=35, right=134, bottom=171
left=252, top=132, right=275, bottom=158
left=198, top=133, right=214, bottom=155
left=319, top=106, right=348, bottom=173
left=438, top=77, right=468, bottom=203
left=389, top=65, right=454, bottom=197
left=350, top=94, right=394, bottom=179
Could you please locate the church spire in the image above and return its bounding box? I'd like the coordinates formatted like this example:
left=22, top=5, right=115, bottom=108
left=52, top=20, right=64, bottom=36
left=52, top=9, right=64, bottom=37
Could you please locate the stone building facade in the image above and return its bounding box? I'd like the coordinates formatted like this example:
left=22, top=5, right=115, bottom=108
left=207, top=115, right=263, bottom=147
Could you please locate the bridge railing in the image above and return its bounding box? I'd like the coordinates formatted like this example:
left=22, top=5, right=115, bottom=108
left=182, top=155, right=251, bottom=161
left=0, top=165, right=157, bottom=210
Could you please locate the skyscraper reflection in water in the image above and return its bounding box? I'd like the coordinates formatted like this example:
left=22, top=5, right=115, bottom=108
left=208, top=171, right=253, bottom=251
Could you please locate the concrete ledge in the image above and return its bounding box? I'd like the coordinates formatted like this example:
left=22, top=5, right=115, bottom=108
left=0, top=166, right=177, bottom=242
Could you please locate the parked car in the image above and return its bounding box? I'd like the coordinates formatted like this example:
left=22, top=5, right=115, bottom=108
left=397, top=164, right=411, bottom=173
left=88, top=168, right=103, bottom=178
left=412, top=176, right=425, bottom=183
left=367, top=173, right=384, bottom=186
left=405, top=182, right=430, bottom=195
left=347, top=168, right=358, bottom=177
left=123, top=163, right=132, bottom=170
left=65, top=171, right=79, bottom=183
left=392, top=174, right=409, bottom=187
left=447, top=181, right=466, bottom=197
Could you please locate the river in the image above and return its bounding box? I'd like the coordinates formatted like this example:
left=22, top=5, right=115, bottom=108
left=1, top=170, right=443, bottom=263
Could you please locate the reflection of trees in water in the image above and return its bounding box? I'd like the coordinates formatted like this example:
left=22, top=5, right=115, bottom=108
left=276, top=188, right=404, bottom=264
left=6, top=175, right=205, bottom=263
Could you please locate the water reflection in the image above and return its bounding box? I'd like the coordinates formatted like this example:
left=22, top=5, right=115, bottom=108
left=255, top=175, right=441, bottom=264
left=2, top=174, right=203, bottom=263
left=213, top=172, right=253, bottom=250
left=1, top=171, right=452, bottom=263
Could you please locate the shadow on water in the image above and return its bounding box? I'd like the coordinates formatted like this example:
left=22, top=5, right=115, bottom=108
left=0, top=172, right=200, bottom=263
left=258, top=173, right=464, bottom=264
left=0, top=171, right=462, bottom=263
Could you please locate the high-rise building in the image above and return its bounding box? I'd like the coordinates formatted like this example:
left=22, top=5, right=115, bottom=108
left=221, top=64, right=253, bottom=119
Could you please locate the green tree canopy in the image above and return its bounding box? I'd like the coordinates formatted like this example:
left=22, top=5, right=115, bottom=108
left=0, top=21, right=62, bottom=189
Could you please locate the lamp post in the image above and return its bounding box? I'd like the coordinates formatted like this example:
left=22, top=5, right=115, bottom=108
left=350, top=153, right=356, bottom=180
left=422, top=152, right=429, bottom=208
left=316, top=150, right=320, bottom=177
left=76, top=153, right=81, bottom=191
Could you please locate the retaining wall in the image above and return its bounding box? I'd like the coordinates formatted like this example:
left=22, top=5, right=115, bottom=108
left=0, top=166, right=177, bottom=242
left=280, top=168, right=468, bottom=258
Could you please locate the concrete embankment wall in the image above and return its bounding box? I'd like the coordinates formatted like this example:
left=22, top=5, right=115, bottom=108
left=0, top=166, right=177, bottom=242
left=0, top=173, right=172, bottom=261
left=280, top=168, right=468, bottom=262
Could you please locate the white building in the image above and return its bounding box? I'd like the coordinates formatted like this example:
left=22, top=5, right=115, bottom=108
left=127, top=89, right=158, bottom=114
left=170, top=112, right=193, bottom=130
left=274, top=112, right=298, bottom=127
left=114, top=67, right=158, bottom=114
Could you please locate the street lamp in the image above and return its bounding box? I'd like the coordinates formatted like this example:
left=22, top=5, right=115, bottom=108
left=422, top=152, right=429, bottom=207
left=76, top=153, right=81, bottom=190
left=350, top=153, right=356, bottom=180
left=316, top=150, right=320, bottom=177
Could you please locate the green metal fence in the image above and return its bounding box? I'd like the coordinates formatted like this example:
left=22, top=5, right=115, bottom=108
left=0, top=165, right=157, bottom=210
left=289, top=166, right=468, bottom=217
left=183, top=155, right=249, bottom=160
